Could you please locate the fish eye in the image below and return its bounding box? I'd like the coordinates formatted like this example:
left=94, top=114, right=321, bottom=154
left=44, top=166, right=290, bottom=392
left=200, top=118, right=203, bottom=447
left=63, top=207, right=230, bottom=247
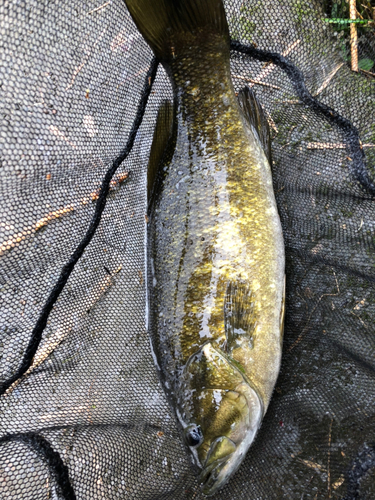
left=184, top=424, right=203, bottom=448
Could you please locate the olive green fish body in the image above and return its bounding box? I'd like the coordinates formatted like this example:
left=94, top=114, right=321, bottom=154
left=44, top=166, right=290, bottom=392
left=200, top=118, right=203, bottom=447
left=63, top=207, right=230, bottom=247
left=125, top=0, right=285, bottom=495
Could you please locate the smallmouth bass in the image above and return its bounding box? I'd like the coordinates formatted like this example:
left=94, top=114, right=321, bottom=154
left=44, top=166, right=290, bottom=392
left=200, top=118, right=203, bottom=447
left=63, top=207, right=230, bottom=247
left=124, top=0, right=285, bottom=495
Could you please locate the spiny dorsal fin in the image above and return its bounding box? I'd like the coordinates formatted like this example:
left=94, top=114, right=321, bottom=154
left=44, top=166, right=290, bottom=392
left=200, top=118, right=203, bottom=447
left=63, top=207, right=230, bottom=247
left=147, top=99, right=174, bottom=207
left=224, top=281, right=256, bottom=353
left=237, top=86, right=272, bottom=165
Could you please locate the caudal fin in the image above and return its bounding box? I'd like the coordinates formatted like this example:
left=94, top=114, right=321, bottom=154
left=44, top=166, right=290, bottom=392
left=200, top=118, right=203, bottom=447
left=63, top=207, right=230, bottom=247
left=124, top=0, right=229, bottom=60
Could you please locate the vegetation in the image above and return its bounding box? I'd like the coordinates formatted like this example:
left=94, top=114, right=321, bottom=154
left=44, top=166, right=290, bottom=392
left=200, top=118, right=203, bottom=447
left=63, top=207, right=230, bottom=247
left=323, top=0, right=375, bottom=71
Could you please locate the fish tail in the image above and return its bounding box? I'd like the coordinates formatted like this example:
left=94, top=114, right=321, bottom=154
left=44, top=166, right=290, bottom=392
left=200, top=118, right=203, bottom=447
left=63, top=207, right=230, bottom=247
left=124, top=0, right=229, bottom=60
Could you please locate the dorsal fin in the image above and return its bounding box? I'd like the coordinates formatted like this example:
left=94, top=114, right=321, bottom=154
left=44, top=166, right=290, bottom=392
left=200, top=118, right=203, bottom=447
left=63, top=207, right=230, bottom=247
left=237, top=86, right=272, bottom=165
left=147, top=99, right=174, bottom=208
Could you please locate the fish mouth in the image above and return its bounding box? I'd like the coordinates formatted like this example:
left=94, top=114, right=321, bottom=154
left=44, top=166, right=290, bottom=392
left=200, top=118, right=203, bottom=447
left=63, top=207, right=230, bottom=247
left=197, top=378, right=264, bottom=496
left=198, top=436, right=238, bottom=496
left=199, top=454, right=233, bottom=497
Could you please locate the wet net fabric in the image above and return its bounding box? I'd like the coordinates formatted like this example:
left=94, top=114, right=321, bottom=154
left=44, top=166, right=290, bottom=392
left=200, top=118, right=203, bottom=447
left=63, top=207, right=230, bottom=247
left=0, top=0, right=374, bottom=498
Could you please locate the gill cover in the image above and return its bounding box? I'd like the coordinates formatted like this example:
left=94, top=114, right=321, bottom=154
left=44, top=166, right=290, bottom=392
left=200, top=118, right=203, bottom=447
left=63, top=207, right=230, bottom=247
left=180, top=342, right=263, bottom=495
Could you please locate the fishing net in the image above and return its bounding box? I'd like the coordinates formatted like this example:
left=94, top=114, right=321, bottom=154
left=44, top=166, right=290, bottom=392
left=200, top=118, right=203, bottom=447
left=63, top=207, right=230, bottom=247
left=0, top=0, right=374, bottom=498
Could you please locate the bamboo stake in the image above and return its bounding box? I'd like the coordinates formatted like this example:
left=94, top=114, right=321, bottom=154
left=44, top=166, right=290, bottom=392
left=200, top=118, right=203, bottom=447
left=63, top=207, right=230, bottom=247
left=315, top=63, right=344, bottom=96
left=307, top=142, right=375, bottom=149
left=232, top=74, right=281, bottom=90
left=249, top=40, right=301, bottom=88
left=350, top=0, right=359, bottom=72
left=87, top=1, right=110, bottom=15
left=360, top=68, right=375, bottom=78
left=0, top=172, right=129, bottom=256
left=3, top=266, right=122, bottom=396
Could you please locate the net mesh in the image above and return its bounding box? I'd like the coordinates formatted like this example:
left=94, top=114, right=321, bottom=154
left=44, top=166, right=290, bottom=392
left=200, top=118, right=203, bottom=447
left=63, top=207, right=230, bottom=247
left=1, top=0, right=375, bottom=498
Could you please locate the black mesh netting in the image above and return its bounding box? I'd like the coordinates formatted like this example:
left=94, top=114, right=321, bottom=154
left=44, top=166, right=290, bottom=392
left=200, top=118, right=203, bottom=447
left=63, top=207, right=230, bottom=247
left=1, top=1, right=375, bottom=498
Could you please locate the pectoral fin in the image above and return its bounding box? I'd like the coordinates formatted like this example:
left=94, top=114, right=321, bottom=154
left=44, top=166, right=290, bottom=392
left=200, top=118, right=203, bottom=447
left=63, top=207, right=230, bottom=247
left=147, top=99, right=174, bottom=210
left=237, top=86, right=272, bottom=165
left=224, top=281, right=256, bottom=353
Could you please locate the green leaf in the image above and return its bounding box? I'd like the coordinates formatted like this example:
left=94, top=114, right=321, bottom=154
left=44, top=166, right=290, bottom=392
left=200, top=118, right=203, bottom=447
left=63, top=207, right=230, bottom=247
left=358, top=58, right=374, bottom=71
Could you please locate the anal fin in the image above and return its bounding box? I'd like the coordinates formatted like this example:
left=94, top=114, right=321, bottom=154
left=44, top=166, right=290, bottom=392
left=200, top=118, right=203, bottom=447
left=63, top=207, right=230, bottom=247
left=224, top=281, right=256, bottom=353
left=237, top=86, right=272, bottom=165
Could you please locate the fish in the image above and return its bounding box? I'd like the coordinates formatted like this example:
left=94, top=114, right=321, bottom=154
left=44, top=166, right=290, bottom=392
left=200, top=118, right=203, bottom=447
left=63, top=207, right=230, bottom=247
left=124, top=0, right=285, bottom=495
